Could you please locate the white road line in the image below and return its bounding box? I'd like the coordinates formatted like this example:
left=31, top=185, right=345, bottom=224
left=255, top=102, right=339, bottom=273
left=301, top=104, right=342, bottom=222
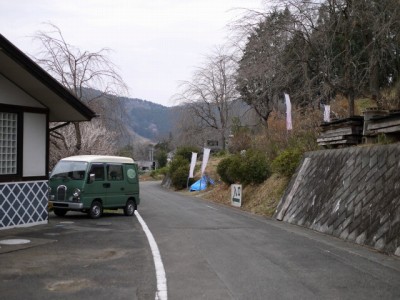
left=135, top=210, right=168, bottom=300
left=206, top=205, right=217, bottom=210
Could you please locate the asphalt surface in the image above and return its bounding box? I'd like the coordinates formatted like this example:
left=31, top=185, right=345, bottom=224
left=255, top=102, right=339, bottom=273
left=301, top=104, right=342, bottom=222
left=140, top=181, right=400, bottom=300
left=0, top=210, right=156, bottom=300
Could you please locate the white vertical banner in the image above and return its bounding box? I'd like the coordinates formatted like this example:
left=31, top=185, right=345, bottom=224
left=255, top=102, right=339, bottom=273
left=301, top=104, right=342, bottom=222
left=201, top=148, right=211, bottom=176
left=324, top=105, right=331, bottom=122
left=189, top=152, right=197, bottom=178
left=284, top=93, right=293, bottom=130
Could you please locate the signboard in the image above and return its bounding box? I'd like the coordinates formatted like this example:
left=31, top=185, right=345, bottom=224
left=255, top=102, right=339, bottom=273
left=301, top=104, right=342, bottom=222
left=231, top=184, right=242, bottom=207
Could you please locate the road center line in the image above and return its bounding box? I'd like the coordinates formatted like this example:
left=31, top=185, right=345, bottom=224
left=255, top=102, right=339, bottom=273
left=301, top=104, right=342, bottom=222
left=135, top=211, right=168, bottom=300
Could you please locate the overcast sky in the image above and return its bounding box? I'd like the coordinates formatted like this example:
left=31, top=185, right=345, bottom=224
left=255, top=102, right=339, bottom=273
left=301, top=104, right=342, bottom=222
left=1, top=0, right=265, bottom=106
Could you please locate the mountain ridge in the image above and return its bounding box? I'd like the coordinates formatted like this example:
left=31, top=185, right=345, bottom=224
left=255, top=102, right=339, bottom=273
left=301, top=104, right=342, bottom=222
left=119, top=96, right=176, bottom=141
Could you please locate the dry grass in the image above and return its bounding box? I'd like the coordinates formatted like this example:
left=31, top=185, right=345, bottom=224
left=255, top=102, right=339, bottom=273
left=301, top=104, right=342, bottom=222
left=202, top=172, right=290, bottom=217
left=241, top=174, right=290, bottom=216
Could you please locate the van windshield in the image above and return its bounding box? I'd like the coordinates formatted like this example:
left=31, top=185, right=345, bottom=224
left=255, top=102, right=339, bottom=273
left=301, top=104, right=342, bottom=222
left=50, top=161, right=88, bottom=180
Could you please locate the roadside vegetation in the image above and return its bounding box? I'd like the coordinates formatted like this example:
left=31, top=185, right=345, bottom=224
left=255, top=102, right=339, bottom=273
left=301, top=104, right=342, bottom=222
left=151, top=107, right=323, bottom=217
left=153, top=99, right=398, bottom=218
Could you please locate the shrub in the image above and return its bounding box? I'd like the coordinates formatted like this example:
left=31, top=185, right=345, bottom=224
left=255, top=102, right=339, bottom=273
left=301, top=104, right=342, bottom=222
left=169, top=155, right=187, bottom=175
left=214, top=150, right=228, bottom=157
left=217, top=155, right=242, bottom=185
left=271, top=147, right=303, bottom=177
left=175, top=146, right=200, bottom=162
left=227, top=155, right=244, bottom=183
left=239, top=150, right=271, bottom=185
left=155, top=150, right=168, bottom=168
left=171, top=164, right=190, bottom=190
left=150, top=166, right=169, bottom=179
left=217, top=150, right=271, bottom=186
left=168, top=155, right=191, bottom=190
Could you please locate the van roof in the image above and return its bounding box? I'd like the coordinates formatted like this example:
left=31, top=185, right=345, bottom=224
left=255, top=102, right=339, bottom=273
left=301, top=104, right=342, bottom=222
left=61, top=155, right=135, bottom=164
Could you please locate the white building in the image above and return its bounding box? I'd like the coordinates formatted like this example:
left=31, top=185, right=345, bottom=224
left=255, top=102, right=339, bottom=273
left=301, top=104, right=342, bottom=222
left=0, top=34, right=95, bottom=229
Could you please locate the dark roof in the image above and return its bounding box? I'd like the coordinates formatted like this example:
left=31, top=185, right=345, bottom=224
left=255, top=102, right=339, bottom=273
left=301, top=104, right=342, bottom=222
left=0, top=34, right=96, bottom=122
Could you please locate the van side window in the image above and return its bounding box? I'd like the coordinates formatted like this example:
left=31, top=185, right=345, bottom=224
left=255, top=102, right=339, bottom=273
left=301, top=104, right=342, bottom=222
left=107, top=164, right=123, bottom=181
left=89, top=164, right=104, bottom=181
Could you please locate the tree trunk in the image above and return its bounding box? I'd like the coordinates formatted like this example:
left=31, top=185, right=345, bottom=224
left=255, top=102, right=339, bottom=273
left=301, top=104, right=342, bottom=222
left=221, top=132, right=226, bottom=151
left=348, top=92, right=355, bottom=117
left=74, top=122, right=82, bottom=151
left=369, top=61, right=381, bottom=108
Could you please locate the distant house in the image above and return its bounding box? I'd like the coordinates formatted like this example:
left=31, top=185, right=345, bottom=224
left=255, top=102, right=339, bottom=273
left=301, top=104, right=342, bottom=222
left=137, top=160, right=155, bottom=171
left=0, top=34, right=96, bottom=229
left=205, top=139, right=222, bottom=152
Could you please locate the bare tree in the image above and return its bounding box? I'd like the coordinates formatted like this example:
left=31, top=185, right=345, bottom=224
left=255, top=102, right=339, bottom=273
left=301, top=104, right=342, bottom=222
left=32, top=23, right=128, bottom=160
left=174, top=48, right=238, bottom=150
left=172, top=106, right=206, bottom=148
left=49, top=119, right=118, bottom=168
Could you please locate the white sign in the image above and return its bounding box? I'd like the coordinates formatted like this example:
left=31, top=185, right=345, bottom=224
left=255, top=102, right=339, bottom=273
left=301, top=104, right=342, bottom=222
left=231, top=184, right=242, bottom=207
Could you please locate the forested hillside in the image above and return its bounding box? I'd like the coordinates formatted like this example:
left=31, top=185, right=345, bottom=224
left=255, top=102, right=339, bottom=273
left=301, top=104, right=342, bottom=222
left=236, top=0, right=400, bottom=121
left=119, top=97, right=176, bottom=140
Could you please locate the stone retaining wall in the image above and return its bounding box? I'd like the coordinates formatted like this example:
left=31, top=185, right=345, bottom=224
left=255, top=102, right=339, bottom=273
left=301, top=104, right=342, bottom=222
left=275, top=144, right=400, bottom=256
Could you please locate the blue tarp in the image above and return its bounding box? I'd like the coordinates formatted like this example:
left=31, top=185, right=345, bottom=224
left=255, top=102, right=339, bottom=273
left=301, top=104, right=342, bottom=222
left=190, top=175, right=214, bottom=191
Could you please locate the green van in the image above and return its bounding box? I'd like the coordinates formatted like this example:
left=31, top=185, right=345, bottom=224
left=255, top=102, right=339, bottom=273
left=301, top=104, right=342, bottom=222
left=48, top=155, right=140, bottom=219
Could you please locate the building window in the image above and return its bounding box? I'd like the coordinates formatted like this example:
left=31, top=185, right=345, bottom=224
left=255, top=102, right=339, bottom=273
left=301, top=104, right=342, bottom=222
left=0, top=112, right=18, bottom=175
left=207, top=140, right=219, bottom=147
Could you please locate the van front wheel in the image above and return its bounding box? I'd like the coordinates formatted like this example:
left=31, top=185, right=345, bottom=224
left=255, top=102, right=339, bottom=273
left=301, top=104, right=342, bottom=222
left=54, top=208, right=67, bottom=217
left=89, top=201, right=103, bottom=219
left=124, top=200, right=136, bottom=216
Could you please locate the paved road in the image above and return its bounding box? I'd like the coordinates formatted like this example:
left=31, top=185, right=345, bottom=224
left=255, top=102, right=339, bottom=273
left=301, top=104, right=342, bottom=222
left=140, top=181, right=400, bottom=300
left=0, top=210, right=156, bottom=300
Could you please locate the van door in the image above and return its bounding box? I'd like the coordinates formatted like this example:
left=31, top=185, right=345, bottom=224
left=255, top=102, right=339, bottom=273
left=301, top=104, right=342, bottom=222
left=84, top=163, right=107, bottom=207
left=105, top=163, right=126, bottom=207
left=125, top=163, right=139, bottom=197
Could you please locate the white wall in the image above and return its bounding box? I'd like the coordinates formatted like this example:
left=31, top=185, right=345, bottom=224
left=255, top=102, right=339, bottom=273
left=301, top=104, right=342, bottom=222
left=23, top=112, right=46, bottom=177
left=0, top=74, right=45, bottom=108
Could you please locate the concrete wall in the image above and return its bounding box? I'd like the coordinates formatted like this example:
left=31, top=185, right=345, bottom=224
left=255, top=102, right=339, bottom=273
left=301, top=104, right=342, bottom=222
left=275, top=144, right=400, bottom=256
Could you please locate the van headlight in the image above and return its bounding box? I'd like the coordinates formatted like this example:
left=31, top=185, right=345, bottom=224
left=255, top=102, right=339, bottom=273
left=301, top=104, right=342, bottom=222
left=72, top=188, right=81, bottom=199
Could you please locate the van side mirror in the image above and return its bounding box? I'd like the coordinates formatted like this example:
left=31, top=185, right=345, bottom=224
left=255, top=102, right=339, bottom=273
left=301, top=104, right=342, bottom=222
left=89, top=173, right=95, bottom=183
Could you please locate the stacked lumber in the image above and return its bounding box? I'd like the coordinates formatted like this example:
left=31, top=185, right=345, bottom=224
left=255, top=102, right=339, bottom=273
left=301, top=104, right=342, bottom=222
left=317, top=117, right=363, bottom=147
left=366, top=111, right=400, bottom=135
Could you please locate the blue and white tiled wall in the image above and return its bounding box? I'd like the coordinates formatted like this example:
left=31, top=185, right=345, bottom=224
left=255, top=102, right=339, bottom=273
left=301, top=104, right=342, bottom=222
left=0, top=181, right=48, bottom=229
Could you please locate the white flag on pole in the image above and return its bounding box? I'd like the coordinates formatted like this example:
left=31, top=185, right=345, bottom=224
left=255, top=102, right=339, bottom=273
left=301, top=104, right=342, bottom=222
left=189, top=152, right=197, bottom=178
left=284, top=93, right=293, bottom=130
left=201, top=148, right=211, bottom=176
left=324, top=105, right=331, bottom=122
